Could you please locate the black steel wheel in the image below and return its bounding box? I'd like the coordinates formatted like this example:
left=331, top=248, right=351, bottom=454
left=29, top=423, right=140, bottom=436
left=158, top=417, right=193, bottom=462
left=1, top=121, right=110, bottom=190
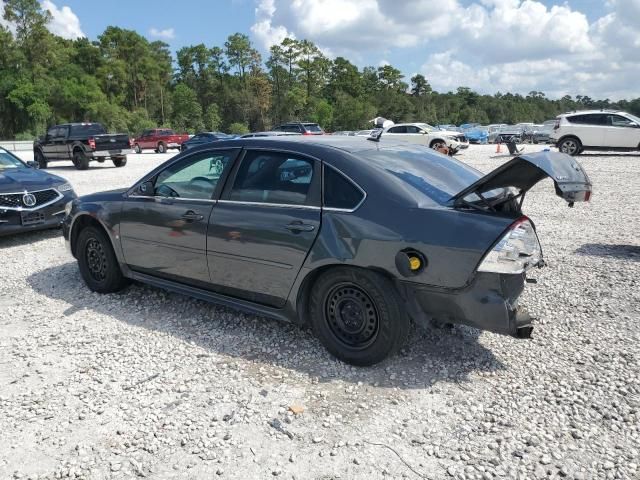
left=309, top=267, right=409, bottom=366
left=325, top=283, right=379, bottom=350
left=73, top=150, right=90, bottom=170
left=76, top=226, right=129, bottom=293
left=112, top=156, right=127, bottom=168
left=85, top=237, right=108, bottom=282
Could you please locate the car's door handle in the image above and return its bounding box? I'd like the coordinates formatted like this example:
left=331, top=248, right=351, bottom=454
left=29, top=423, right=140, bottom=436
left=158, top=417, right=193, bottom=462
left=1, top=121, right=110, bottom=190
left=285, top=222, right=315, bottom=233
left=181, top=210, right=204, bottom=221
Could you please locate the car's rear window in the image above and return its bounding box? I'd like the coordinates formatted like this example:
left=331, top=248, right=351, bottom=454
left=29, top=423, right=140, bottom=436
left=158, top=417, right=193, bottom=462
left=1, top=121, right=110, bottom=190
left=70, top=124, right=106, bottom=136
left=365, top=146, right=484, bottom=205
left=303, top=123, right=323, bottom=133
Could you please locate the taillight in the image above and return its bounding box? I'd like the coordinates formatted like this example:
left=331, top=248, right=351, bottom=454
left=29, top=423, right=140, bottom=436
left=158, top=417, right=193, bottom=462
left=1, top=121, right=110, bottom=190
left=477, top=217, right=542, bottom=274
left=88, top=137, right=96, bottom=150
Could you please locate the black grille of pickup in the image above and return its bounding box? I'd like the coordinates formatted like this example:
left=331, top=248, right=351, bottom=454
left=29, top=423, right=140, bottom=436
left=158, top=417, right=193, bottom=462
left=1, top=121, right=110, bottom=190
left=0, top=189, right=60, bottom=209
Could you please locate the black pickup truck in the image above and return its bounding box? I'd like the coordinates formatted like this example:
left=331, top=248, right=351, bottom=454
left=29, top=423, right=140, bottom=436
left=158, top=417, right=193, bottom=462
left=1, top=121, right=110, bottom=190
left=34, top=123, right=132, bottom=170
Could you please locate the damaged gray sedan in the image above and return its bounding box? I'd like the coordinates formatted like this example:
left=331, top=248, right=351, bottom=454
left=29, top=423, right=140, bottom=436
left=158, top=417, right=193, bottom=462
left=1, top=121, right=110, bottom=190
left=63, top=137, right=591, bottom=365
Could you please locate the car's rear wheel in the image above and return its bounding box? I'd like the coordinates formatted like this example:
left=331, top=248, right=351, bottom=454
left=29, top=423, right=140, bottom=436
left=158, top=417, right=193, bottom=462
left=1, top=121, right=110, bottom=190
left=558, top=137, right=582, bottom=156
left=73, top=150, right=90, bottom=170
left=112, top=156, right=127, bottom=168
left=35, top=150, right=47, bottom=169
left=134, top=144, right=141, bottom=154
left=157, top=142, right=166, bottom=154
left=76, top=226, right=129, bottom=293
left=309, top=267, right=409, bottom=366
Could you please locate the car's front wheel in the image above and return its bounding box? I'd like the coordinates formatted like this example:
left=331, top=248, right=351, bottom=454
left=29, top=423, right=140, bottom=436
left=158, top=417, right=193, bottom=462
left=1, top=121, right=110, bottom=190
left=309, top=268, right=409, bottom=366
left=134, top=144, right=141, bottom=154
left=430, top=140, right=446, bottom=150
left=558, top=137, right=582, bottom=156
left=35, top=150, right=47, bottom=169
left=76, top=226, right=129, bottom=293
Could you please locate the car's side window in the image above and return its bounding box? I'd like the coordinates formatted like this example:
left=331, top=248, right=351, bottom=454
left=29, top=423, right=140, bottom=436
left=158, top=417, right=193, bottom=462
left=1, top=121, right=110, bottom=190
left=228, top=151, right=315, bottom=206
left=406, top=126, right=420, bottom=134
left=323, top=165, right=364, bottom=211
left=154, top=151, right=234, bottom=200
left=47, top=127, right=58, bottom=138
left=610, top=115, right=634, bottom=127
left=388, top=126, right=407, bottom=134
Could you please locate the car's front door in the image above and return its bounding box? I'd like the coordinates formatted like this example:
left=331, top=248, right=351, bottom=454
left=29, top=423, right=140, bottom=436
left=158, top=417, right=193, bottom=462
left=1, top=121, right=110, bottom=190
left=605, top=114, right=640, bottom=148
left=43, top=126, right=60, bottom=159
left=119, top=149, right=238, bottom=286
left=206, top=149, right=321, bottom=307
left=139, top=131, right=153, bottom=149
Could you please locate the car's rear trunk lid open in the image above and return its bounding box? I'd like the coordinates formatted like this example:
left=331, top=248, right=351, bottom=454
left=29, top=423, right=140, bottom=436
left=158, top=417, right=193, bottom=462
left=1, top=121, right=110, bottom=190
left=450, top=151, right=592, bottom=209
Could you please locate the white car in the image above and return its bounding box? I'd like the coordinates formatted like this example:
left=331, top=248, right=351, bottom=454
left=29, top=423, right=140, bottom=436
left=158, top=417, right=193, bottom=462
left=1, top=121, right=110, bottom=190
left=381, top=122, right=469, bottom=153
left=550, top=110, right=640, bottom=155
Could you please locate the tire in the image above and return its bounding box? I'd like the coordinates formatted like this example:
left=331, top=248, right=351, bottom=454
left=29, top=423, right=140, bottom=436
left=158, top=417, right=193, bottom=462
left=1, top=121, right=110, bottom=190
left=558, top=137, right=582, bottom=156
left=134, top=144, right=141, bottom=154
left=34, top=150, right=47, bottom=169
left=157, top=142, right=166, bottom=154
left=430, top=139, right=446, bottom=150
left=309, top=267, right=409, bottom=366
left=112, top=156, right=127, bottom=168
left=73, top=150, right=90, bottom=170
left=76, top=226, right=129, bottom=293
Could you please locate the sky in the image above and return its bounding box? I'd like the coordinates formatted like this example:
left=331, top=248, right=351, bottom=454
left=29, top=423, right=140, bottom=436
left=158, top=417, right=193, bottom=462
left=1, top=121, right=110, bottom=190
left=13, top=0, right=640, bottom=100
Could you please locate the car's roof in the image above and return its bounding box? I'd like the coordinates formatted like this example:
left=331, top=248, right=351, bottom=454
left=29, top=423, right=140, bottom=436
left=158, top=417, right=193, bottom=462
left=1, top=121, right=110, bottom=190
left=560, top=109, right=622, bottom=116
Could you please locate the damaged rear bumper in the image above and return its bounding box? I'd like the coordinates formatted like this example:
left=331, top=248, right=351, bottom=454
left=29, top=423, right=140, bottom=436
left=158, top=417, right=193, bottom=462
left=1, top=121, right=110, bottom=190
left=398, top=272, right=533, bottom=338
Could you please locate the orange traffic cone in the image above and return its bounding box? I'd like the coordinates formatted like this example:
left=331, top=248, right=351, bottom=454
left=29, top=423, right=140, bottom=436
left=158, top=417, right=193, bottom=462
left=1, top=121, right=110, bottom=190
left=496, top=141, right=501, bottom=153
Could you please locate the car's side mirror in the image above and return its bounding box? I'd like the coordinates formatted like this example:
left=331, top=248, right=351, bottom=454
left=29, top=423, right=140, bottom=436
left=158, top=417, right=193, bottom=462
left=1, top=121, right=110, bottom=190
left=137, top=180, right=155, bottom=197
left=26, top=160, right=39, bottom=169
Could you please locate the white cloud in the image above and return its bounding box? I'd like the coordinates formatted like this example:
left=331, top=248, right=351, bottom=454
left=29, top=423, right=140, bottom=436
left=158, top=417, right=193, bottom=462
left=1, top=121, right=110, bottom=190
left=42, top=0, right=84, bottom=39
left=250, top=0, right=640, bottom=99
left=149, top=27, right=175, bottom=40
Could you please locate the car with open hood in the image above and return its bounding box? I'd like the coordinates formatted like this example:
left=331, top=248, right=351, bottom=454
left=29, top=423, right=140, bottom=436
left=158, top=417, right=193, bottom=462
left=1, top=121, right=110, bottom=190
left=0, top=147, right=77, bottom=236
left=62, top=137, right=591, bottom=365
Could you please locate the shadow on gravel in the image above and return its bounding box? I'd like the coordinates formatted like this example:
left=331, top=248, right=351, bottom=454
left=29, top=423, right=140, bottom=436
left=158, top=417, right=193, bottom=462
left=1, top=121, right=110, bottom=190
left=0, top=228, right=61, bottom=249
left=575, top=243, right=640, bottom=261
left=28, top=262, right=505, bottom=390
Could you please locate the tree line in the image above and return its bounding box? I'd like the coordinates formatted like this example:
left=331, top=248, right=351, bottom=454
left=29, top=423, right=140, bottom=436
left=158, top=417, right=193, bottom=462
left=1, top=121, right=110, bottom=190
left=1, top=0, right=639, bottom=139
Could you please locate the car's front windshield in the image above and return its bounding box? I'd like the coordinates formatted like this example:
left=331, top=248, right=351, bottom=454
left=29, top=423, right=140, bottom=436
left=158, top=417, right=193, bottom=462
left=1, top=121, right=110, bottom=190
left=625, top=113, right=640, bottom=124
left=417, top=123, right=435, bottom=132
left=0, top=150, right=26, bottom=170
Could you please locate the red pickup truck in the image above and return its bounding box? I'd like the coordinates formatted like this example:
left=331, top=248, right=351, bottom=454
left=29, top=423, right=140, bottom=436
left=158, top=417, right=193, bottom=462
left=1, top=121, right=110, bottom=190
left=133, top=128, right=190, bottom=153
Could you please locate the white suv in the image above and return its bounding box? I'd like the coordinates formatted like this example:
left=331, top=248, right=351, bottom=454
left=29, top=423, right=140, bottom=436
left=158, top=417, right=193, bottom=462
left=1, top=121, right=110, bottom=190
left=550, top=110, right=640, bottom=155
left=381, top=123, right=469, bottom=153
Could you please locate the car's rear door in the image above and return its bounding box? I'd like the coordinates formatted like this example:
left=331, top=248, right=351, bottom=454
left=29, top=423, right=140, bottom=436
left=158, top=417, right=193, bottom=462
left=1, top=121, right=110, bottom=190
left=43, top=126, right=60, bottom=159
left=569, top=114, right=606, bottom=147
left=119, top=149, right=239, bottom=286
left=206, top=148, right=321, bottom=308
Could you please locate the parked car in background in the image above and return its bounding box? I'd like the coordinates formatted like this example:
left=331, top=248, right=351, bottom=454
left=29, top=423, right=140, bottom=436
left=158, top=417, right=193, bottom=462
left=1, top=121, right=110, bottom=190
left=0, top=147, right=76, bottom=236
left=240, top=131, right=301, bottom=138
left=34, top=123, right=132, bottom=170
left=331, top=131, right=354, bottom=136
left=355, top=129, right=378, bottom=136
left=272, top=122, right=324, bottom=135
left=381, top=122, right=469, bottom=153
left=460, top=124, right=489, bottom=144
left=63, top=137, right=591, bottom=365
left=532, top=121, right=555, bottom=144
left=487, top=124, right=508, bottom=143
left=134, top=129, right=190, bottom=153
left=492, top=125, right=526, bottom=144
left=550, top=110, right=640, bottom=156
left=181, top=132, right=235, bottom=151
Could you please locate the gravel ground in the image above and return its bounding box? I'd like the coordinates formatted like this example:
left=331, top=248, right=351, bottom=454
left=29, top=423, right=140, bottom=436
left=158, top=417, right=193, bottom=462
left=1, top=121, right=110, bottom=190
left=1, top=145, right=638, bottom=480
